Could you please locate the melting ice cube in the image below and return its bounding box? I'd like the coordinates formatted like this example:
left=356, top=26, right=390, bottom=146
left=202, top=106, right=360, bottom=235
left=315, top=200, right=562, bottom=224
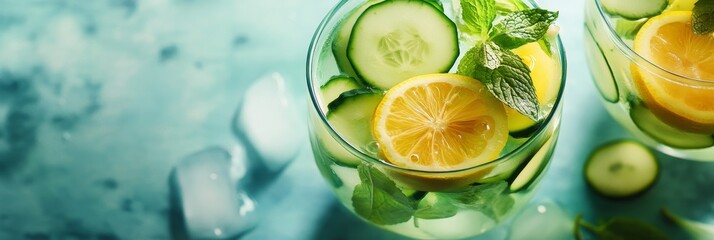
left=235, top=72, right=303, bottom=172
left=509, top=199, right=573, bottom=240
left=172, top=147, right=258, bottom=239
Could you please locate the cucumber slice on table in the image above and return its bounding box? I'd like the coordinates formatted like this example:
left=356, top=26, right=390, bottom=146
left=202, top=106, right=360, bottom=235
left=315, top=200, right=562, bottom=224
left=332, top=0, right=383, bottom=79
left=320, top=89, right=384, bottom=167
left=600, top=0, right=667, bottom=19
left=630, top=103, right=714, bottom=149
left=584, top=140, right=658, bottom=198
left=319, top=75, right=361, bottom=112
left=348, top=0, right=459, bottom=89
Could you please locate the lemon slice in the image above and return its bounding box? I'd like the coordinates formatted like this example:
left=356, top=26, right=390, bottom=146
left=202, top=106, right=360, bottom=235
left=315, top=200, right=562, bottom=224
left=632, top=11, right=714, bottom=134
left=372, top=73, right=508, bottom=172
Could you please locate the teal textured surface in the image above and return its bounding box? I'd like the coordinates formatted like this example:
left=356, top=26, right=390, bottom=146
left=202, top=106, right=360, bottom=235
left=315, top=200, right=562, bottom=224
left=0, top=0, right=711, bottom=239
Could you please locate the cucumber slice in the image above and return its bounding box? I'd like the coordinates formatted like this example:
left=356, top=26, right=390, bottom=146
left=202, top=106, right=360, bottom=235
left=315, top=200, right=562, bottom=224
left=614, top=18, right=647, bottom=40
left=584, top=26, right=619, bottom=103
left=348, top=0, right=459, bottom=89
left=422, top=0, right=444, bottom=11
left=599, top=0, right=667, bottom=19
left=321, top=89, right=384, bottom=167
left=332, top=0, right=384, bottom=79
left=630, top=103, right=714, bottom=149
left=510, top=137, right=555, bottom=192
left=320, top=75, right=361, bottom=112
left=508, top=118, right=542, bottom=139
left=664, top=0, right=697, bottom=11
left=584, top=140, right=658, bottom=198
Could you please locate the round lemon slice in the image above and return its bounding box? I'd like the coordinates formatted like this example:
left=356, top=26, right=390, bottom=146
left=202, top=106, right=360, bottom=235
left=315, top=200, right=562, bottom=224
left=632, top=11, right=714, bottom=134
left=372, top=73, right=508, bottom=172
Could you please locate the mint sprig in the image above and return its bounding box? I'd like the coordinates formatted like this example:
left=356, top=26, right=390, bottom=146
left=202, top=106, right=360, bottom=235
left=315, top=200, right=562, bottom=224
left=351, top=164, right=416, bottom=225
left=458, top=42, right=541, bottom=120
left=574, top=215, right=669, bottom=240
left=489, top=9, right=559, bottom=49
left=351, top=163, right=515, bottom=225
left=457, top=0, right=558, bottom=121
left=462, top=0, right=496, bottom=38
left=693, top=0, right=714, bottom=35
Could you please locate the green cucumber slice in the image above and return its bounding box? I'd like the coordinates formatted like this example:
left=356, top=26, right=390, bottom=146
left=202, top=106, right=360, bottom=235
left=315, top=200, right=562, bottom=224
left=510, top=137, right=555, bottom=192
left=332, top=0, right=384, bottom=79
left=584, top=26, right=619, bottom=103
left=600, top=0, right=667, bottom=19
left=320, top=75, right=361, bottom=112
left=348, top=0, right=459, bottom=89
left=584, top=140, right=658, bottom=198
left=630, top=103, right=714, bottom=149
left=422, top=0, right=444, bottom=11
left=614, top=18, right=647, bottom=40
left=321, top=89, right=384, bottom=167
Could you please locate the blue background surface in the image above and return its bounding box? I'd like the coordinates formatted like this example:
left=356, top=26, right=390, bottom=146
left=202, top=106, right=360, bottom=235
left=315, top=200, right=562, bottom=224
left=0, top=0, right=711, bottom=239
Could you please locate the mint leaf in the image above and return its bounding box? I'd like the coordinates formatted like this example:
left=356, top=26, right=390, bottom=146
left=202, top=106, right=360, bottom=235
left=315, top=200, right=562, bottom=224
left=461, top=0, right=497, bottom=37
left=489, top=9, right=558, bottom=49
left=351, top=164, right=416, bottom=225
left=414, top=193, right=458, bottom=220
left=441, top=181, right=514, bottom=221
left=693, top=0, right=714, bottom=35
left=458, top=42, right=540, bottom=121
left=575, top=215, right=669, bottom=240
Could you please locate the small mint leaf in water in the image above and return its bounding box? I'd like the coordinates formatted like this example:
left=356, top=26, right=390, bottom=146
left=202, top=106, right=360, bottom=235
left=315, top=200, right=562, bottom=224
left=441, top=181, right=514, bottom=221
left=489, top=9, right=559, bottom=49
left=352, top=164, right=416, bottom=225
left=458, top=42, right=541, bottom=121
left=414, top=193, right=458, bottom=220
left=693, top=0, right=714, bottom=35
left=461, top=0, right=497, bottom=38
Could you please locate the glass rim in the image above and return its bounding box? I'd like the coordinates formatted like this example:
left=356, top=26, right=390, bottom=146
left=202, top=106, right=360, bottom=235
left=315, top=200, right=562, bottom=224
left=592, top=0, right=714, bottom=84
left=306, top=0, right=567, bottom=175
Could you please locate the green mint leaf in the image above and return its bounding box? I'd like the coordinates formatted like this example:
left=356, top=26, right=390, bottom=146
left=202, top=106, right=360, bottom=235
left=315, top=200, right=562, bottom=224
left=441, top=181, right=514, bottom=221
left=351, top=164, right=416, bottom=225
left=693, top=0, right=714, bottom=35
left=489, top=9, right=558, bottom=49
left=458, top=42, right=540, bottom=121
left=597, top=218, right=669, bottom=240
left=538, top=39, right=553, bottom=57
left=414, top=193, right=458, bottom=220
left=575, top=216, right=669, bottom=240
left=461, top=0, right=497, bottom=37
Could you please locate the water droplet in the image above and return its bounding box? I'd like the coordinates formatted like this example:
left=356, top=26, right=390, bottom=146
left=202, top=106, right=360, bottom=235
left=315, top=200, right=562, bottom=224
left=364, top=141, right=380, bottom=155
left=537, top=205, right=547, bottom=213
left=213, top=228, right=223, bottom=236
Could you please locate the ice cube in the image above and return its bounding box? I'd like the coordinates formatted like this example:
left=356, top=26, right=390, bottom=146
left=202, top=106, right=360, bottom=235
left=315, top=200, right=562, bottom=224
left=508, top=199, right=573, bottom=240
left=172, top=147, right=258, bottom=239
left=235, top=72, right=303, bottom=172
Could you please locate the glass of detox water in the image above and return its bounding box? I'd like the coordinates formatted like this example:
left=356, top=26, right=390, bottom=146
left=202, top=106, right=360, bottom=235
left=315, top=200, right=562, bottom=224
left=307, top=0, right=566, bottom=238
left=584, top=0, right=714, bottom=160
